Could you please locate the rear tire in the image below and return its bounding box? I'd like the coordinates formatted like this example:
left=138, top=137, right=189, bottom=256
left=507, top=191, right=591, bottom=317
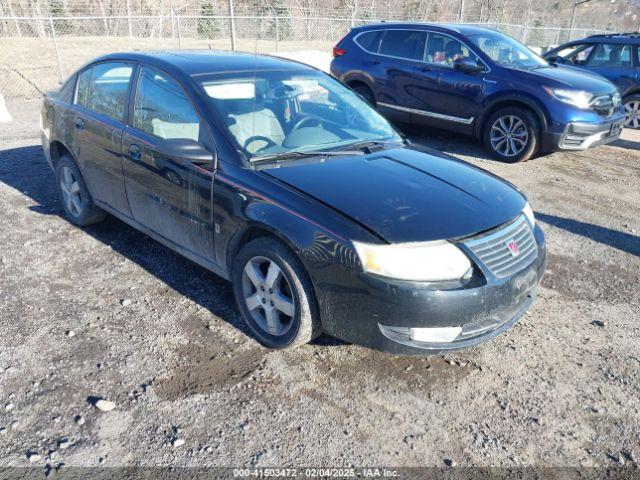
left=232, top=237, right=321, bottom=349
left=483, top=107, right=539, bottom=163
left=351, top=83, right=376, bottom=107
left=623, top=94, right=640, bottom=129
left=56, top=155, right=106, bottom=226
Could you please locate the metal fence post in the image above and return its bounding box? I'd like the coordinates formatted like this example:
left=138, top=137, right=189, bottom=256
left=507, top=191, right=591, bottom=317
left=175, top=11, right=182, bottom=48
left=228, top=0, right=237, bottom=51
left=48, top=16, right=65, bottom=83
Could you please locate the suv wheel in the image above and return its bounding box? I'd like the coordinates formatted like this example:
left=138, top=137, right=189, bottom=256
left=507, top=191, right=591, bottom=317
left=232, top=237, right=321, bottom=349
left=56, top=155, right=106, bottom=226
left=623, top=95, right=640, bottom=129
left=484, top=108, right=539, bottom=162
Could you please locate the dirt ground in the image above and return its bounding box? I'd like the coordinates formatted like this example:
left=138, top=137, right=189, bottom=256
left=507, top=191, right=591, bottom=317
left=0, top=100, right=639, bottom=472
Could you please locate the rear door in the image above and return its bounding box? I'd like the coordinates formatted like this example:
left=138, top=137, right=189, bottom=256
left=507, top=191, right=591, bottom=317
left=584, top=42, right=636, bottom=94
left=121, top=66, right=215, bottom=260
left=72, top=61, right=134, bottom=215
left=409, top=32, right=485, bottom=132
left=373, top=29, right=427, bottom=123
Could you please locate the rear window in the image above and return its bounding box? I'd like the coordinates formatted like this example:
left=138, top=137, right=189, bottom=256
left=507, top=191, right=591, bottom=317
left=379, top=30, right=427, bottom=61
left=76, top=62, right=133, bottom=121
left=355, top=31, right=382, bottom=53
left=588, top=43, right=633, bottom=68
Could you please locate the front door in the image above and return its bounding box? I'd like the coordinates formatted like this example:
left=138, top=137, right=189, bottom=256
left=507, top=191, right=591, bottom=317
left=583, top=42, right=637, bottom=93
left=72, top=62, right=134, bottom=215
left=122, top=66, right=215, bottom=261
left=409, top=32, right=485, bottom=132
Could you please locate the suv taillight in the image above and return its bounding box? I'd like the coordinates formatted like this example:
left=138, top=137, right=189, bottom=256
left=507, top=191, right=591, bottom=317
left=333, top=47, right=346, bottom=58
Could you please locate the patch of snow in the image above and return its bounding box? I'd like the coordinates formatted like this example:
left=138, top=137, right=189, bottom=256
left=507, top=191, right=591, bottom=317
left=0, top=94, right=11, bottom=123
left=270, top=50, right=332, bottom=73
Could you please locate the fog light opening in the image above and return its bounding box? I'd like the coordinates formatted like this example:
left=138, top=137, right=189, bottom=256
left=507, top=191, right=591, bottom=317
left=410, top=326, right=462, bottom=343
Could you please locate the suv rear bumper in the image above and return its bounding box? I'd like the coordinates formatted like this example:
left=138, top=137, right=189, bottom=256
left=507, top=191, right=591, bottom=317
left=542, top=114, right=625, bottom=151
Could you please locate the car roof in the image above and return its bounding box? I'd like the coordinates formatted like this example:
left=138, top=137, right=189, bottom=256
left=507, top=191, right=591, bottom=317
left=584, top=33, right=640, bottom=44
left=88, top=50, right=314, bottom=76
left=352, top=22, right=498, bottom=36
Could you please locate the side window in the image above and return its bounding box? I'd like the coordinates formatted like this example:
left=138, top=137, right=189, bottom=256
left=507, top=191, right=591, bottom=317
left=76, top=68, right=92, bottom=107
left=556, top=44, right=593, bottom=65
left=588, top=43, right=633, bottom=68
left=133, top=67, right=201, bottom=141
left=81, top=63, right=133, bottom=120
left=379, top=30, right=426, bottom=61
left=425, top=33, right=481, bottom=68
left=355, top=31, right=382, bottom=53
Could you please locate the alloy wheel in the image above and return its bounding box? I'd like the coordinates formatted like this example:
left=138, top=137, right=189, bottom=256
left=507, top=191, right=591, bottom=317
left=59, top=166, right=83, bottom=217
left=490, top=115, right=529, bottom=158
left=624, top=100, right=640, bottom=129
left=241, top=256, right=296, bottom=336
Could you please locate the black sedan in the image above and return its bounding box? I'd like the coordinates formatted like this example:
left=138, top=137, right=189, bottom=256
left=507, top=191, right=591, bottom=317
left=41, top=51, right=546, bottom=355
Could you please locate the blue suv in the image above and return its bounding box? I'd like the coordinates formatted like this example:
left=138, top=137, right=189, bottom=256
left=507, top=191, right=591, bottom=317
left=331, top=23, right=625, bottom=162
left=544, top=33, right=640, bottom=129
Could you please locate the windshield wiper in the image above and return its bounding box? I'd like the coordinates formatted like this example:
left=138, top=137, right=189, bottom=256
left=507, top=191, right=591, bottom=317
left=250, top=149, right=364, bottom=163
left=345, top=139, right=405, bottom=153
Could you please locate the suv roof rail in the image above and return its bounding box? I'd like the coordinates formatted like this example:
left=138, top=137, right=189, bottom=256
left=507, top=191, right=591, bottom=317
left=588, top=31, right=640, bottom=38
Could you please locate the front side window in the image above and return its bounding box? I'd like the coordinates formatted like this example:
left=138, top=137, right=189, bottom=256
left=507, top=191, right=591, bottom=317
left=468, top=30, right=547, bottom=69
left=133, top=67, right=201, bottom=141
left=77, top=62, right=133, bottom=120
left=425, top=33, right=481, bottom=67
left=200, top=70, right=400, bottom=159
left=379, top=30, right=426, bottom=61
left=555, top=43, right=594, bottom=65
left=588, top=43, right=633, bottom=68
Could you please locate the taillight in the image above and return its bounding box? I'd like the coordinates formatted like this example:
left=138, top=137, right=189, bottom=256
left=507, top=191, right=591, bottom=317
left=333, top=47, right=346, bottom=58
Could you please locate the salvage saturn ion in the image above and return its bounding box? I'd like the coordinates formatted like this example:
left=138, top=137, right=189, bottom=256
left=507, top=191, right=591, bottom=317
left=41, top=51, right=546, bottom=355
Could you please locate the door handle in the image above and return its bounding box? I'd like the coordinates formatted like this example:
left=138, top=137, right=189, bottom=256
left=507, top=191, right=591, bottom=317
left=74, top=117, right=84, bottom=130
left=418, top=66, right=432, bottom=72
left=128, top=144, right=142, bottom=161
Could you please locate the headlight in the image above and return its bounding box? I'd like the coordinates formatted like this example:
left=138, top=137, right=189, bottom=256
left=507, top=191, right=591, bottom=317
left=352, top=240, right=472, bottom=282
left=544, top=87, right=593, bottom=109
left=522, top=202, right=535, bottom=226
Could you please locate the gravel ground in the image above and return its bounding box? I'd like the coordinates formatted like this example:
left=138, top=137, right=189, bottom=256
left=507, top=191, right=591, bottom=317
left=0, top=101, right=639, bottom=471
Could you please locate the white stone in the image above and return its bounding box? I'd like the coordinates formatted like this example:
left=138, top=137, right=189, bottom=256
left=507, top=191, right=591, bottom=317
left=0, top=94, right=11, bottom=123
left=94, top=399, right=116, bottom=412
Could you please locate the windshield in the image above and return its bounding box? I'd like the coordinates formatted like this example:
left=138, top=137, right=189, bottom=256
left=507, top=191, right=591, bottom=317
left=467, top=30, right=548, bottom=69
left=199, top=70, right=401, bottom=160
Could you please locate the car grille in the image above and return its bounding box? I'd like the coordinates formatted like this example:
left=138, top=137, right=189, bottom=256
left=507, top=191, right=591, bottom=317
left=462, top=215, right=538, bottom=279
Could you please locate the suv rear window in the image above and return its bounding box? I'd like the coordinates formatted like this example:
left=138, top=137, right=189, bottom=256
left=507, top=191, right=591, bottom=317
left=588, top=43, right=633, bottom=68
left=355, top=31, right=382, bottom=53
left=379, top=30, right=427, bottom=61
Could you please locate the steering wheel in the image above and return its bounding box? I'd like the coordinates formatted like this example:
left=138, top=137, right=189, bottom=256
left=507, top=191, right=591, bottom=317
left=244, top=135, right=277, bottom=153
left=291, top=115, right=324, bottom=132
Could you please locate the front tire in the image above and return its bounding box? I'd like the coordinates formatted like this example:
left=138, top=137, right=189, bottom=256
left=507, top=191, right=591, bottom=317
left=232, top=237, right=320, bottom=349
left=56, top=155, right=106, bottom=226
left=623, top=94, right=640, bottom=129
left=484, top=107, right=539, bottom=163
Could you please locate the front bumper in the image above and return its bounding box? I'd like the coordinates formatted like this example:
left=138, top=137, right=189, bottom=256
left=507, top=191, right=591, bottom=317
left=543, top=114, right=625, bottom=151
left=317, top=225, right=547, bottom=356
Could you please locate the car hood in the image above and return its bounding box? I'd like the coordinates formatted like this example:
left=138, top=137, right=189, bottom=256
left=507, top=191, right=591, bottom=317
left=261, top=147, right=526, bottom=243
left=512, top=65, right=617, bottom=93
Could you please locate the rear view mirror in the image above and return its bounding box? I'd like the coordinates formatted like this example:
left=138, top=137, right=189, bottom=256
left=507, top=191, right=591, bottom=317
left=454, top=57, right=484, bottom=74
left=547, top=55, right=567, bottom=65
left=159, top=138, right=214, bottom=168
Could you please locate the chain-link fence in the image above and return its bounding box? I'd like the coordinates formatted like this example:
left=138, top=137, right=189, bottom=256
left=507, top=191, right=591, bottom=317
left=0, top=14, right=611, bottom=102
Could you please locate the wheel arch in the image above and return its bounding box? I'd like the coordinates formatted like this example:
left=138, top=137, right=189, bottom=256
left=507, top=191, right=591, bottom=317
left=49, top=139, right=74, bottom=170
left=476, top=95, right=548, bottom=139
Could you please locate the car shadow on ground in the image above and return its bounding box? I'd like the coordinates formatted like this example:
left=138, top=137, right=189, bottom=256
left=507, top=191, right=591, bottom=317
left=0, top=143, right=347, bottom=347
left=400, top=124, right=498, bottom=161
left=536, top=212, right=640, bottom=257
left=612, top=136, right=640, bottom=151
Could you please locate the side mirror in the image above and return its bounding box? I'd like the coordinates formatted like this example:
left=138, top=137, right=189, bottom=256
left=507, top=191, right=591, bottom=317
left=159, top=138, right=214, bottom=168
left=546, top=55, right=567, bottom=65
left=454, top=57, right=483, bottom=74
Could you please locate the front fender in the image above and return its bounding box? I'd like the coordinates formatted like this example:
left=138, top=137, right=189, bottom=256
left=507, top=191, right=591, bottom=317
left=475, top=91, right=551, bottom=138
